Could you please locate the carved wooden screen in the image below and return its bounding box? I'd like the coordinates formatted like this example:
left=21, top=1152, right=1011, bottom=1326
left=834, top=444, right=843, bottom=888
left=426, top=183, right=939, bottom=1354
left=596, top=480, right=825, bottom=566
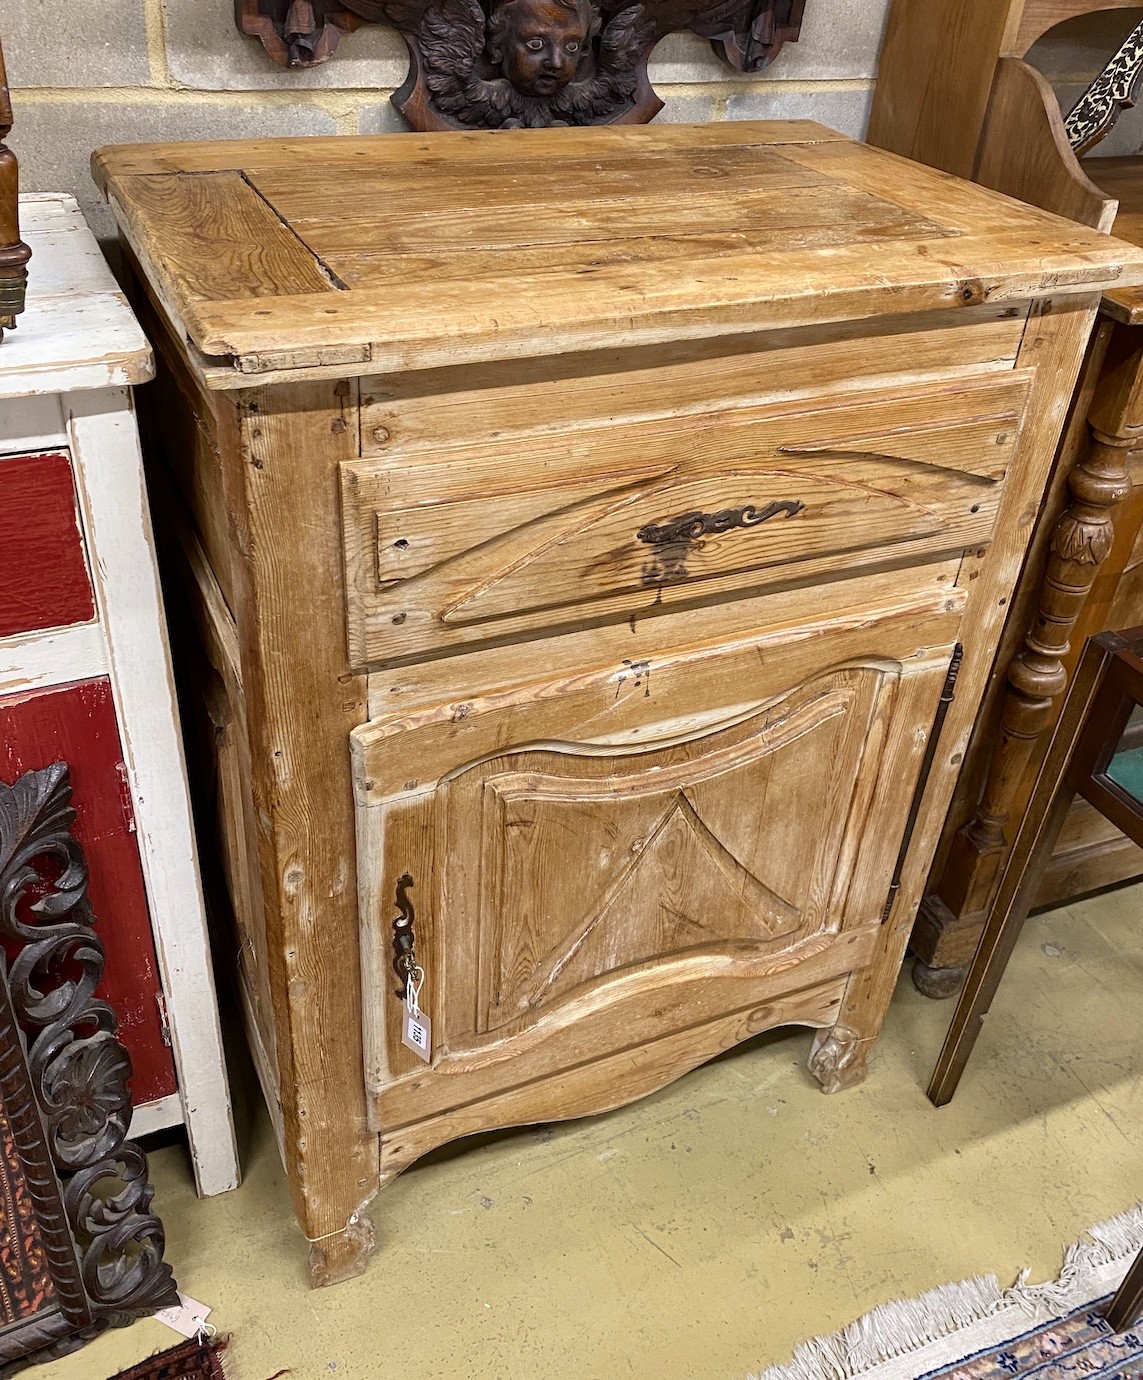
left=235, top=0, right=806, bottom=129
left=0, top=763, right=177, bottom=1376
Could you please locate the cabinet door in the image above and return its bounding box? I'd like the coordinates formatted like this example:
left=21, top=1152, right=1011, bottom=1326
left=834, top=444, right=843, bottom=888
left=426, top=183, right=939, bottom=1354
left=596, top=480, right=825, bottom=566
left=354, top=597, right=960, bottom=1134
left=0, top=681, right=177, bottom=1106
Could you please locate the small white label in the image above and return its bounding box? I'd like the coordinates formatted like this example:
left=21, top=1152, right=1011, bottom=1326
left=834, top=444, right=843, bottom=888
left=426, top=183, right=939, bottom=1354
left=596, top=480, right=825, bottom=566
left=402, top=1008, right=432, bottom=1062
left=154, top=1292, right=212, bottom=1339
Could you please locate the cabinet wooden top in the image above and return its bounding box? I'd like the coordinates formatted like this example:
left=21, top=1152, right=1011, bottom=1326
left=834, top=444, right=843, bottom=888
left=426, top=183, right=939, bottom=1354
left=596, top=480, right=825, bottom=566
left=93, top=121, right=1143, bottom=389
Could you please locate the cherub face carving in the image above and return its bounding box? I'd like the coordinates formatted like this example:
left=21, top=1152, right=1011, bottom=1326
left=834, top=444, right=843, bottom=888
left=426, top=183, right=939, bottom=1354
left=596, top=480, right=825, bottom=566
left=488, top=0, right=595, bottom=96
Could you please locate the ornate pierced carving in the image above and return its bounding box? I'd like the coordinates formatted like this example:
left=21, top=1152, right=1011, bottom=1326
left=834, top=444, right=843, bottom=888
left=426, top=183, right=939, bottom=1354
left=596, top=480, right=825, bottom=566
left=807, top=1024, right=866, bottom=1094
left=0, top=38, right=31, bottom=345
left=235, top=0, right=804, bottom=129
left=0, top=763, right=177, bottom=1373
left=1065, top=17, right=1143, bottom=156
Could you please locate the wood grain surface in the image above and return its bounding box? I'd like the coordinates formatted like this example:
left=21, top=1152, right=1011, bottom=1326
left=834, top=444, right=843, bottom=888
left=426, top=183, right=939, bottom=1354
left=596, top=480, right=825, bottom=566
left=93, top=125, right=1143, bottom=386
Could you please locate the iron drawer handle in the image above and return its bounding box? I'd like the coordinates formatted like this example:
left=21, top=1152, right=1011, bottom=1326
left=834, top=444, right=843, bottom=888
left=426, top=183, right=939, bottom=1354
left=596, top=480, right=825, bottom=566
left=391, top=873, right=416, bottom=997
left=636, top=500, right=804, bottom=546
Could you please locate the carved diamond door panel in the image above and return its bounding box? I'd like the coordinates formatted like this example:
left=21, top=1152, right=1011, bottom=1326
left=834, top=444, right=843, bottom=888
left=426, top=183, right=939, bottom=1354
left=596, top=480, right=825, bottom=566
left=341, top=371, right=1029, bottom=664
left=353, top=595, right=962, bottom=1134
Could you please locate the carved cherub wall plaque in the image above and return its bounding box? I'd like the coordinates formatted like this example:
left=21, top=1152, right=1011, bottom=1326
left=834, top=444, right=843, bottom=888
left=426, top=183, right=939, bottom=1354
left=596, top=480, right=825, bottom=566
left=236, top=0, right=805, bottom=130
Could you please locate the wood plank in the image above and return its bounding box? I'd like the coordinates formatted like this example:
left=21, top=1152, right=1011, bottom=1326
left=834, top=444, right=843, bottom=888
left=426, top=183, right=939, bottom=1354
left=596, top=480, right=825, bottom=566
left=67, top=388, right=239, bottom=1197
left=379, top=974, right=846, bottom=1181
left=254, top=182, right=945, bottom=257
left=90, top=122, right=850, bottom=190
left=109, top=171, right=337, bottom=306
left=180, top=233, right=1134, bottom=382
left=250, top=146, right=831, bottom=218
left=376, top=939, right=864, bottom=1132
left=354, top=594, right=964, bottom=801
left=230, top=379, right=378, bottom=1286
left=0, top=622, right=107, bottom=696
left=866, top=0, right=1025, bottom=179
left=359, top=304, right=1028, bottom=454
left=365, top=559, right=967, bottom=719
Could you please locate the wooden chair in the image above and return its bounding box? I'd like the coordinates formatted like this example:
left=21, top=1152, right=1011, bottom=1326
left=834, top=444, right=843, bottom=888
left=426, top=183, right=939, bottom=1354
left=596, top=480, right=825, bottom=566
left=869, top=1, right=1143, bottom=999
left=929, top=627, right=1143, bottom=1328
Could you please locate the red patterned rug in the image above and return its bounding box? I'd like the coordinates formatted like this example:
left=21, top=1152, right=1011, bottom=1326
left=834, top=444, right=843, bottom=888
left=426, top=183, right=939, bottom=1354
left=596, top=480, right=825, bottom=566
left=109, top=1336, right=229, bottom=1380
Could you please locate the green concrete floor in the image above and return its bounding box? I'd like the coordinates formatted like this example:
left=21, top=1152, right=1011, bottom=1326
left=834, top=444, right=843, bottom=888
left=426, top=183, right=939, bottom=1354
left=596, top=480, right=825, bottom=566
left=29, top=885, right=1143, bottom=1380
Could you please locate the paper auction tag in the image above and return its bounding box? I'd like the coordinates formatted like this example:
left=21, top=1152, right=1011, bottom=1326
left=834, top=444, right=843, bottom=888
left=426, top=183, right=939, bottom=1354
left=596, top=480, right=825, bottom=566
left=402, top=1006, right=432, bottom=1062
left=154, top=1292, right=212, bottom=1339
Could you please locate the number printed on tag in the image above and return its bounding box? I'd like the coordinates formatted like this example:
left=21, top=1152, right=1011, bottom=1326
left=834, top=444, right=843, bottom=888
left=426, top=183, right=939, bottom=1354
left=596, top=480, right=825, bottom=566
left=402, top=1008, right=432, bottom=1062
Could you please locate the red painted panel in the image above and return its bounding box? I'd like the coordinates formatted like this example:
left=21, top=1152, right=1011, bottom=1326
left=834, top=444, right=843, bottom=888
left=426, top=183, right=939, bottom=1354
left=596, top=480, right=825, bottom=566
left=0, top=452, right=96, bottom=639
left=0, top=680, right=177, bottom=1106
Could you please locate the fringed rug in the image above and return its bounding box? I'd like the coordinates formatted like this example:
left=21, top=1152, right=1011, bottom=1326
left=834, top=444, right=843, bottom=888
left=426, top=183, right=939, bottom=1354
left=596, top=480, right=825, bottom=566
left=109, top=1335, right=229, bottom=1380
left=753, top=1203, right=1143, bottom=1380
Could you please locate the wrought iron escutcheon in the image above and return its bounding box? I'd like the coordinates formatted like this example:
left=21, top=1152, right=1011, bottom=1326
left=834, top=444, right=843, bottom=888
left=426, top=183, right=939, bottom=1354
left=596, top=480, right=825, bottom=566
left=636, top=500, right=804, bottom=547
left=391, top=873, right=416, bottom=997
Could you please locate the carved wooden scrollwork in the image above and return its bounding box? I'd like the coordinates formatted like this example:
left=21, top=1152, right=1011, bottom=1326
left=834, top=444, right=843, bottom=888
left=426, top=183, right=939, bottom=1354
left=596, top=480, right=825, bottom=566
left=0, top=763, right=178, bottom=1375
left=235, top=0, right=805, bottom=130
left=1065, top=16, right=1143, bottom=156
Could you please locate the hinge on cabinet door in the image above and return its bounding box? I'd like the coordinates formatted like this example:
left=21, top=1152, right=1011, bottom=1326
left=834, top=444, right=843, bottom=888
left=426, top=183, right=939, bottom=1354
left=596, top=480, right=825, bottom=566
left=156, top=991, right=172, bottom=1048
left=115, top=761, right=137, bottom=834
left=880, top=643, right=965, bottom=924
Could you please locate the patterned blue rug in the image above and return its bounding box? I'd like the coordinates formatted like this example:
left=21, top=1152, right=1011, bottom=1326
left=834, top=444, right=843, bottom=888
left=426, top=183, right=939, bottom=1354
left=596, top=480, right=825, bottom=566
left=921, top=1301, right=1142, bottom=1378
left=754, top=1204, right=1143, bottom=1380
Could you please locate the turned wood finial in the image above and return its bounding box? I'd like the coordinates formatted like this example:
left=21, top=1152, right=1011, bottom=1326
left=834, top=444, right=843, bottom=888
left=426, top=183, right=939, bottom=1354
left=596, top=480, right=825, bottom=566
left=0, top=36, right=31, bottom=344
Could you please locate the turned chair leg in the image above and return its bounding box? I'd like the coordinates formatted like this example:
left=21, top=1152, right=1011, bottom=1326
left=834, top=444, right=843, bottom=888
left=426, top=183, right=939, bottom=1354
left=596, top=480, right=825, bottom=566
left=1107, top=1248, right=1143, bottom=1333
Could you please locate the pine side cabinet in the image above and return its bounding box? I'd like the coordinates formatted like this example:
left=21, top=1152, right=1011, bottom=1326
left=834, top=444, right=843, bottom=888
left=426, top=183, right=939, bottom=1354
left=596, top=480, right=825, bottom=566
left=93, top=122, right=1143, bottom=1285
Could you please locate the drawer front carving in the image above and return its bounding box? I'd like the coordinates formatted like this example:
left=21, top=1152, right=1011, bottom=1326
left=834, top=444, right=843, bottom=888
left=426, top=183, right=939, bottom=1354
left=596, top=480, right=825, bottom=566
left=353, top=596, right=961, bottom=1128
left=341, top=373, right=1029, bottom=665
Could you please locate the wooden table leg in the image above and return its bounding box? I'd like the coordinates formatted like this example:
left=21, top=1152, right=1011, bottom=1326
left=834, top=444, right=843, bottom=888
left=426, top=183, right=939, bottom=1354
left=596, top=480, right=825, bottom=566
left=1107, top=1249, right=1143, bottom=1333
left=928, top=639, right=1115, bottom=1105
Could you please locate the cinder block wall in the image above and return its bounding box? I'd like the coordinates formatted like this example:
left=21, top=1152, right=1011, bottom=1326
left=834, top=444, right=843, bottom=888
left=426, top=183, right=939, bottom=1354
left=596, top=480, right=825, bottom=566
left=4, top=0, right=1143, bottom=241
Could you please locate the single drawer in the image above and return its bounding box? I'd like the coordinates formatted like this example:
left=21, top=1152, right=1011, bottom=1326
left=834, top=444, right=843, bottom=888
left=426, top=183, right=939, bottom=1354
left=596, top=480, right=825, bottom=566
left=340, top=371, right=1030, bottom=666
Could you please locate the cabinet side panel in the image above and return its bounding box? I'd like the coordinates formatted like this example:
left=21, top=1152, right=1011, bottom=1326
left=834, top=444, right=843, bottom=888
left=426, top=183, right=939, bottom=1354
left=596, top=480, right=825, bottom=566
left=830, top=293, right=1101, bottom=1058
left=233, top=379, right=377, bottom=1278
